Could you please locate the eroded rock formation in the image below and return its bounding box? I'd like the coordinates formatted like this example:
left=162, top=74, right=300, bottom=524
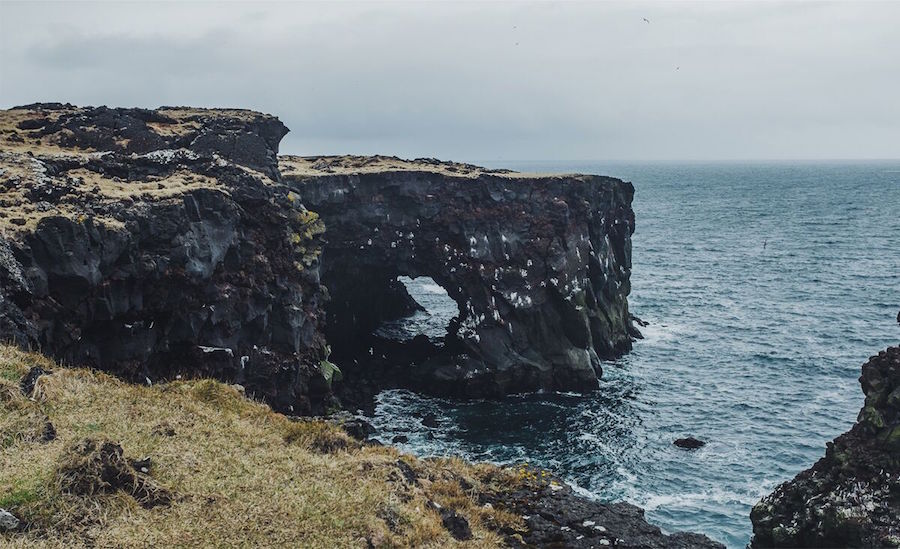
left=750, top=346, right=900, bottom=548
left=282, top=155, right=637, bottom=399
left=0, top=104, right=332, bottom=414
left=1, top=105, right=638, bottom=411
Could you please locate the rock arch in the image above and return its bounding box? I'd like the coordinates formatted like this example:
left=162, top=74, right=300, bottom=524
left=282, top=156, right=638, bottom=398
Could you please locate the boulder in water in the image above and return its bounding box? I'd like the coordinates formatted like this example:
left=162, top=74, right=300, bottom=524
left=673, top=436, right=706, bottom=449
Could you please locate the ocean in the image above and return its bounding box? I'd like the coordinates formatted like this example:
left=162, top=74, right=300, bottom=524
left=367, top=161, right=900, bottom=548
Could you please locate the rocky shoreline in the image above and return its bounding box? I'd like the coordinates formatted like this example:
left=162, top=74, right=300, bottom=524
left=750, top=346, right=900, bottom=548
left=0, top=344, right=724, bottom=547
left=0, top=104, right=720, bottom=547
left=4, top=103, right=894, bottom=547
left=0, top=104, right=637, bottom=416
left=283, top=154, right=636, bottom=407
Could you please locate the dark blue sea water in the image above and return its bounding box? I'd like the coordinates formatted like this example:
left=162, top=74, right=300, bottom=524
left=368, top=161, right=900, bottom=548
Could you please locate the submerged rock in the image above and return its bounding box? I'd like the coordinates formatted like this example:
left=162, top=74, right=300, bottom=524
left=283, top=154, right=637, bottom=399
left=673, top=436, right=706, bottom=449
left=420, top=412, right=439, bottom=428
left=750, top=346, right=900, bottom=548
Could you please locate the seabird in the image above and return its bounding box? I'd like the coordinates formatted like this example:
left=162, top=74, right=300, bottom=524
left=643, top=17, right=650, bottom=23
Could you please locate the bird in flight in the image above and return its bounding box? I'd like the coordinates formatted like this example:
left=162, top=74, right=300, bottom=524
left=642, top=17, right=650, bottom=23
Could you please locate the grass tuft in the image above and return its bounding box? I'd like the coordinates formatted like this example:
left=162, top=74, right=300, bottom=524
left=0, top=345, right=530, bottom=547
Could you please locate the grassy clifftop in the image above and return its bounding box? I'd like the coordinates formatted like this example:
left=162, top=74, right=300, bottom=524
left=0, top=345, right=523, bottom=547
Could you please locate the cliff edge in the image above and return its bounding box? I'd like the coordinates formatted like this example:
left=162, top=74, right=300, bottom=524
left=0, top=345, right=722, bottom=548
left=282, top=154, right=636, bottom=401
left=750, top=346, right=900, bottom=548
left=0, top=104, right=332, bottom=414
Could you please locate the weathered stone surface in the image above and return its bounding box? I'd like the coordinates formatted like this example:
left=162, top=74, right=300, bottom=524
left=482, top=469, right=724, bottom=548
left=0, top=508, right=19, bottom=532
left=750, top=347, right=900, bottom=548
left=0, top=104, right=331, bottom=414
left=282, top=155, right=636, bottom=399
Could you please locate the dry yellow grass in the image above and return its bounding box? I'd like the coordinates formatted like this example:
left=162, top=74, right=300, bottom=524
left=0, top=104, right=284, bottom=236
left=279, top=155, right=559, bottom=180
left=0, top=152, right=224, bottom=235
left=0, top=345, right=525, bottom=548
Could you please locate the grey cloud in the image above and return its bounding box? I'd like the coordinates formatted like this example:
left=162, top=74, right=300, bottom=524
left=1, top=1, right=898, bottom=161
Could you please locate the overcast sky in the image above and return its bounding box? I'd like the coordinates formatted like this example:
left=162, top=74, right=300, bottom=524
left=1, top=1, right=898, bottom=161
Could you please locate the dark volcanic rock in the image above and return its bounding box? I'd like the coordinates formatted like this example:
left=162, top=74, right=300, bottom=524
left=673, top=436, right=706, bottom=449
left=325, top=411, right=376, bottom=441
left=750, top=347, right=900, bottom=548
left=483, top=469, right=724, bottom=548
left=0, top=104, right=332, bottom=415
left=420, top=412, right=439, bottom=428
left=19, top=365, right=52, bottom=396
left=427, top=500, right=473, bottom=541
left=282, top=155, right=636, bottom=399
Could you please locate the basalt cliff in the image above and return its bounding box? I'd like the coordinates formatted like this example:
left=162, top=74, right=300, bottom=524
left=750, top=346, right=900, bottom=548
left=0, top=104, right=726, bottom=548
left=0, top=104, right=637, bottom=413
left=0, top=103, right=332, bottom=415
left=282, top=155, right=636, bottom=404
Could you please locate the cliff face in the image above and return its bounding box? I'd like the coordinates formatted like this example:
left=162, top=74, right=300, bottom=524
left=0, top=104, right=332, bottom=414
left=282, top=155, right=636, bottom=399
left=750, top=347, right=900, bottom=548
left=1, top=105, right=638, bottom=410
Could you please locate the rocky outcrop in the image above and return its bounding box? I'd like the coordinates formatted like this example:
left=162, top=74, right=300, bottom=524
left=0, top=104, right=332, bottom=414
left=1, top=105, right=638, bottom=410
left=282, top=155, right=636, bottom=399
left=750, top=347, right=900, bottom=548
left=483, top=468, right=724, bottom=548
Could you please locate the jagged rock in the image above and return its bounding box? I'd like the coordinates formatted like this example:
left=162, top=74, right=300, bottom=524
left=750, top=347, right=900, bottom=548
left=2, top=105, right=639, bottom=413
left=427, top=500, right=473, bottom=541
left=420, top=412, right=439, bottom=428
left=282, top=155, right=636, bottom=398
left=325, top=411, right=376, bottom=441
left=19, top=365, right=51, bottom=396
left=482, top=469, right=724, bottom=548
left=673, top=436, right=706, bottom=449
left=0, top=105, right=331, bottom=415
